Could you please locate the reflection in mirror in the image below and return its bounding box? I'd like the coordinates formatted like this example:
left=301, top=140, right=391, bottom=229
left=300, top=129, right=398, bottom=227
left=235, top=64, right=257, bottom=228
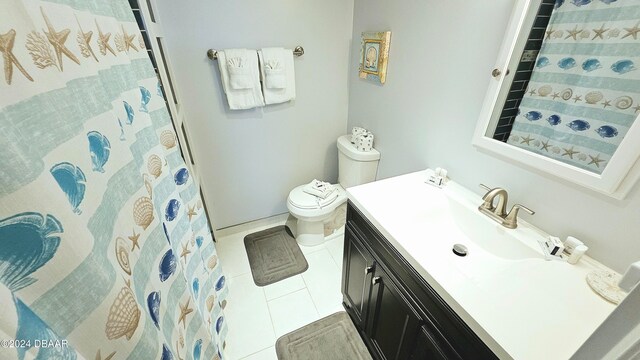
left=486, top=0, right=640, bottom=175
left=490, top=0, right=554, bottom=141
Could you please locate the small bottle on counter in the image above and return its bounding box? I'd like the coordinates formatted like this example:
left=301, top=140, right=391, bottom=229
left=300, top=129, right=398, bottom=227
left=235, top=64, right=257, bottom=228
left=563, top=236, right=588, bottom=264
left=567, top=244, right=588, bottom=264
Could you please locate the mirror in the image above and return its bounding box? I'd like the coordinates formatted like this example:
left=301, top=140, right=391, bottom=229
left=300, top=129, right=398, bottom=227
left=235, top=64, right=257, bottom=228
left=474, top=0, right=640, bottom=199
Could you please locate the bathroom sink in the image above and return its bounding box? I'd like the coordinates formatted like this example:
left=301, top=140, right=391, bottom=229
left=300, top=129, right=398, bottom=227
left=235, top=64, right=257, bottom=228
left=346, top=170, right=617, bottom=360
left=441, top=184, right=544, bottom=261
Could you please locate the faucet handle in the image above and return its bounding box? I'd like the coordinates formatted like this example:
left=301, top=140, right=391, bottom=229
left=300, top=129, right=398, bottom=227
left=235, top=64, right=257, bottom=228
left=478, top=184, right=495, bottom=211
left=503, top=203, right=535, bottom=229
left=511, top=204, right=535, bottom=215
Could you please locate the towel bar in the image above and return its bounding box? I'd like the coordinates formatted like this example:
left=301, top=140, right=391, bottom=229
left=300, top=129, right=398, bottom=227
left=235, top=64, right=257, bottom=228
left=207, top=46, right=304, bottom=60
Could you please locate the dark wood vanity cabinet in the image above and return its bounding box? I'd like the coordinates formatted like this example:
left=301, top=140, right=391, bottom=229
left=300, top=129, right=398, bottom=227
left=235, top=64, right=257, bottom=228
left=343, top=225, right=375, bottom=329
left=367, top=264, right=434, bottom=360
left=342, top=201, right=498, bottom=360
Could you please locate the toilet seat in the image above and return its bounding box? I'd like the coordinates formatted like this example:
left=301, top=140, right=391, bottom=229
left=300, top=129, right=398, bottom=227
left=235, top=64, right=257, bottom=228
left=288, top=187, right=339, bottom=209
left=287, top=184, right=347, bottom=221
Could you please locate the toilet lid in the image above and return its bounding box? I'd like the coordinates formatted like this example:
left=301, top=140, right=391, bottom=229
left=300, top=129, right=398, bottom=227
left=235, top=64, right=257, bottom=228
left=288, top=186, right=340, bottom=209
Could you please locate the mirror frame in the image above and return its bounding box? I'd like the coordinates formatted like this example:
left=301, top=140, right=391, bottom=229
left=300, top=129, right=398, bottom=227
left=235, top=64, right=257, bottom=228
left=473, top=0, right=640, bottom=200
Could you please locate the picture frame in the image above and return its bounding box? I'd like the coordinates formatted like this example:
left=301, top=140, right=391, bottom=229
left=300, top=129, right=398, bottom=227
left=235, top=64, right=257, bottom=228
left=359, top=31, right=391, bottom=84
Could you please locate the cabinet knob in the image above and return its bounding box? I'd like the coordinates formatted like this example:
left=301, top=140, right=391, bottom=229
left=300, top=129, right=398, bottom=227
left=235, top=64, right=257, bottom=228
left=492, top=68, right=502, bottom=78
left=365, top=266, right=374, bottom=275
left=372, top=276, right=382, bottom=285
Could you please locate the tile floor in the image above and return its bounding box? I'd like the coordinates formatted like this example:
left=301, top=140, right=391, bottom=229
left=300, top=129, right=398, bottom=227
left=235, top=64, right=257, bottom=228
left=216, top=216, right=345, bottom=360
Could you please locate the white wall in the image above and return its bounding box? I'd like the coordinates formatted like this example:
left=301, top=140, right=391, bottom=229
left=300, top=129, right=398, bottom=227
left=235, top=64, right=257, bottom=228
left=347, top=0, right=640, bottom=273
left=154, top=0, right=354, bottom=228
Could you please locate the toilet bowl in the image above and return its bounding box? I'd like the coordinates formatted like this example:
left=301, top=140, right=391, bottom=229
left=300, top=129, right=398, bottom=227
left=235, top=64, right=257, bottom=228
left=287, top=184, right=348, bottom=246
left=287, top=135, right=380, bottom=246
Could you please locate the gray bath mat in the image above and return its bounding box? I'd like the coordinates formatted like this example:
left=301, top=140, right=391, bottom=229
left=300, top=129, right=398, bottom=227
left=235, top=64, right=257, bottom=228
left=276, top=312, right=373, bottom=360
left=244, top=226, right=308, bottom=286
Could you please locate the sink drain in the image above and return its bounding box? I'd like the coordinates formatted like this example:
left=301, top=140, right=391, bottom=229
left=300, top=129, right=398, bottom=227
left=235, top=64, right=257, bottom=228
left=452, top=244, right=468, bottom=257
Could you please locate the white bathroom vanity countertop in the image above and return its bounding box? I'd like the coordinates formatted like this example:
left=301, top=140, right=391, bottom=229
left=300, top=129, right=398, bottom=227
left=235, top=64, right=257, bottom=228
left=346, top=170, right=618, bottom=360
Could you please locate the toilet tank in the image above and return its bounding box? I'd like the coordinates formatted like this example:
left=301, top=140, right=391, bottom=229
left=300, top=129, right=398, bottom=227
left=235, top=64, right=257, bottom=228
left=337, top=135, right=380, bottom=188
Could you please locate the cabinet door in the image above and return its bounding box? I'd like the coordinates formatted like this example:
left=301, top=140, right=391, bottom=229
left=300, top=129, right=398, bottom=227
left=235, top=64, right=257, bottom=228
left=342, top=225, right=375, bottom=329
left=409, top=324, right=451, bottom=360
left=367, top=266, right=422, bottom=360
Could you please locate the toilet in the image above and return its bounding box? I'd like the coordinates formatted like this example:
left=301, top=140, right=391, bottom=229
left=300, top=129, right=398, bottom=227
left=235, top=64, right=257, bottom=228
left=287, top=135, right=380, bottom=246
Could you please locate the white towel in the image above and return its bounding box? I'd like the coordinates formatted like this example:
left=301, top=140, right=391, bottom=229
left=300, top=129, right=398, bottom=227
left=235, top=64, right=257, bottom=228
left=303, top=179, right=336, bottom=199
left=217, top=49, right=265, bottom=110
left=226, top=56, right=253, bottom=90
left=258, top=48, right=296, bottom=105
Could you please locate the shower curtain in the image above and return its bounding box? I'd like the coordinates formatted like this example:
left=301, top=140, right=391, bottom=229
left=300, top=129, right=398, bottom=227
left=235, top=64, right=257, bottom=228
left=509, top=0, right=640, bottom=174
left=0, top=1, right=228, bottom=359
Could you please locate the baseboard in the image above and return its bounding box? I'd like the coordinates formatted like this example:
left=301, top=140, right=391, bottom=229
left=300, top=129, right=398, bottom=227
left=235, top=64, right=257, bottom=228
left=214, top=212, right=291, bottom=238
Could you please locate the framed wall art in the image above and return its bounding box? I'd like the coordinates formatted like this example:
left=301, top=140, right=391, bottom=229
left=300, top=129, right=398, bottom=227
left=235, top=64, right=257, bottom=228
left=359, top=31, right=391, bottom=84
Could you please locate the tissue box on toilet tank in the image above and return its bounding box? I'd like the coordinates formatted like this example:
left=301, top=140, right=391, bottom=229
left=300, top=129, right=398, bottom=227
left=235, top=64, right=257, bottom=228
left=351, top=127, right=368, bottom=143
left=355, top=133, right=374, bottom=152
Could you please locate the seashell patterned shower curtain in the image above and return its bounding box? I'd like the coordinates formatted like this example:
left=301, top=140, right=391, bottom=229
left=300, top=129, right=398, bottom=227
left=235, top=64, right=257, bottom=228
left=0, top=1, right=228, bottom=359
left=509, top=0, right=640, bottom=174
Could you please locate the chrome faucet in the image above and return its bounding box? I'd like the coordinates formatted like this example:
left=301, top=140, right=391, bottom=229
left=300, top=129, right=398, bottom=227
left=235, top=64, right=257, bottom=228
left=478, top=184, right=534, bottom=229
